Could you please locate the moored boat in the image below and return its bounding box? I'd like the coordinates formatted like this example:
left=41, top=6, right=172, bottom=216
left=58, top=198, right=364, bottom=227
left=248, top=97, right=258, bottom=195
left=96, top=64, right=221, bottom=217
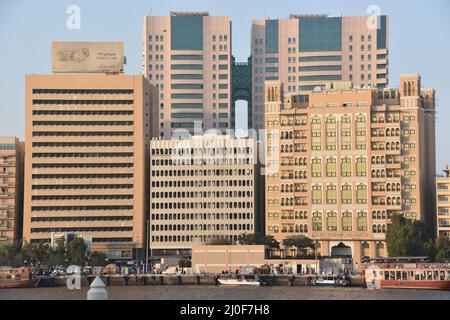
left=0, top=268, right=41, bottom=289
left=364, top=263, right=450, bottom=290
left=311, top=274, right=351, bottom=287
left=218, top=275, right=260, bottom=286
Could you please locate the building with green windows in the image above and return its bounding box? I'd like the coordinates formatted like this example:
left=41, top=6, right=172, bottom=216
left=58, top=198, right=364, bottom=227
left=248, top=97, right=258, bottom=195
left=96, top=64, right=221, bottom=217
left=143, top=12, right=232, bottom=137
left=251, top=14, right=389, bottom=130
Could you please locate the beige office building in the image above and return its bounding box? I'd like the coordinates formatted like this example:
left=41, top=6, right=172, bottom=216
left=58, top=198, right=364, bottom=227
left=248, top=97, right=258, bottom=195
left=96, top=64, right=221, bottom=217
left=143, top=12, right=232, bottom=137
left=150, top=135, right=257, bottom=256
left=251, top=15, right=389, bottom=130
left=264, top=74, right=436, bottom=263
left=23, top=41, right=158, bottom=259
left=437, top=167, right=450, bottom=239
left=0, top=137, right=24, bottom=244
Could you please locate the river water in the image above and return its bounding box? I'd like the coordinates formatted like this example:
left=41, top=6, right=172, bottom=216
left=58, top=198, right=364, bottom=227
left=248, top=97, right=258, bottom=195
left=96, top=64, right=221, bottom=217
left=0, top=286, right=449, bottom=300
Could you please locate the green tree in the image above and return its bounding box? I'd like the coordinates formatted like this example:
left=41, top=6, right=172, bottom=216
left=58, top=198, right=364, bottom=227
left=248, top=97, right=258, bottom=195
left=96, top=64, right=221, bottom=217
left=435, top=237, right=450, bottom=262
left=67, top=237, right=86, bottom=266
left=386, top=214, right=434, bottom=258
left=88, top=252, right=107, bottom=266
left=0, top=241, right=22, bottom=267
left=283, top=235, right=314, bottom=249
left=237, top=233, right=280, bottom=248
left=46, top=237, right=67, bottom=267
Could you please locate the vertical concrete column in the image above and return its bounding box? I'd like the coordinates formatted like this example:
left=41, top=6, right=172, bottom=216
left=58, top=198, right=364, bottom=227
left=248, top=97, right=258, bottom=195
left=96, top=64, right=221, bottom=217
left=370, top=241, right=377, bottom=259
left=320, top=241, right=329, bottom=257
left=353, top=240, right=362, bottom=265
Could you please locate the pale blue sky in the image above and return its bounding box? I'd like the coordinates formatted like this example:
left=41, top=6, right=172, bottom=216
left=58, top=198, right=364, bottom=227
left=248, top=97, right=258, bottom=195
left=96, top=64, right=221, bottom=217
left=0, top=0, right=449, bottom=172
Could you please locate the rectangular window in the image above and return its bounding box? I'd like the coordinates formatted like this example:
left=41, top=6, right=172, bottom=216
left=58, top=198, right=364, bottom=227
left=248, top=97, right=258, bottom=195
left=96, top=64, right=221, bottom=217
left=171, top=93, right=203, bottom=99
left=299, top=17, right=342, bottom=52
left=171, top=54, right=203, bottom=60
left=299, top=55, right=341, bottom=62
left=171, top=15, right=203, bottom=50
left=171, top=84, right=203, bottom=89
left=171, top=74, right=203, bottom=80
left=171, top=64, right=203, bottom=70
left=265, top=57, right=279, bottom=63
left=299, top=75, right=342, bottom=81
left=171, top=113, right=203, bottom=119
left=266, top=67, right=279, bottom=73
left=265, top=19, right=279, bottom=53
left=171, top=103, right=203, bottom=109
left=299, top=65, right=342, bottom=72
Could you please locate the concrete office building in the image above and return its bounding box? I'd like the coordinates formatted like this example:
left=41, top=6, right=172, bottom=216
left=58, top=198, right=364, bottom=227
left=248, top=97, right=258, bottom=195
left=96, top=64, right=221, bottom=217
left=150, top=134, right=257, bottom=256
left=0, top=137, right=24, bottom=244
left=143, top=12, right=232, bottom=137
left=251, top=15, right=389, bottom=130
left=437, top=167, right=450, bottom=239
left=23, top=41, right=158, bottom=260
left=264, top=74, right=435, bottom=263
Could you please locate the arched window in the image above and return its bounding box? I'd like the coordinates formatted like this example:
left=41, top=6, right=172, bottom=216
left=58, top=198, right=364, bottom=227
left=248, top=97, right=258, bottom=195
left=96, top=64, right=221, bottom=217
left=326, top=184, right=337, bottom=204
left=312, top=185, right=322, bottom=204
left=356, top=184, right=367, bottom=204
left=341, top=184, right=352, bottom=204
left=357, top=211, right=368, bottom=231
left=327, top=211, right=337, bottom=231
left=342, top=211, right=352, bottom=231
left=312, top=212, right=322, bottom=231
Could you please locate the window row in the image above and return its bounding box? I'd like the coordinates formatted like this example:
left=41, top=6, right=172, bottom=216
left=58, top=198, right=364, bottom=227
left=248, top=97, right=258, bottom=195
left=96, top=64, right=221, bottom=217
left=152, top=201, right=253, bottom=210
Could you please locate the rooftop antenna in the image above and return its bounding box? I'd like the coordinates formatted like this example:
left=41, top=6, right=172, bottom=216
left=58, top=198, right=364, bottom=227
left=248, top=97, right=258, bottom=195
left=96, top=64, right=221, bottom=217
left=444, top=165, right=450, bottom=178
left=148, top=7, right=152, bottom=16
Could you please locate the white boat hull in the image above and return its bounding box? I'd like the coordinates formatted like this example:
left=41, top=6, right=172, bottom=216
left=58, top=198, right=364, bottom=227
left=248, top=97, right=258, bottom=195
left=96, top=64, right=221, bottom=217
left=218, top=279, right=260, bottom=286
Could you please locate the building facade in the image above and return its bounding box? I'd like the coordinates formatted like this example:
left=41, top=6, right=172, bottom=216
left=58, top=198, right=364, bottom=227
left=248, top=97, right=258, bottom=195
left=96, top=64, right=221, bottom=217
left=264, top=74, right=435, bottom=263
left=251, top=15, right=389, bottom=130
left=150, top=134, right=257, bottom=256
left=437, top=167, right=450, bottom=239
left=0, top=137, right=24, bottom=244
left=143, top=12, right=232, bottom=137
left=23, top=42, right=158, bottom=259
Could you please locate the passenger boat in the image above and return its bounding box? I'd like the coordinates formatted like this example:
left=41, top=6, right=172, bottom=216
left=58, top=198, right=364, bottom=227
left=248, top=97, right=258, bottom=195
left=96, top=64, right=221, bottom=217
left=218, top=275, right=260, bottom=286
left=364, top=263, right=450, bottom=290
left=0, top=268, right=41, bottom=289
left=311, top=274, right=351, bottom=287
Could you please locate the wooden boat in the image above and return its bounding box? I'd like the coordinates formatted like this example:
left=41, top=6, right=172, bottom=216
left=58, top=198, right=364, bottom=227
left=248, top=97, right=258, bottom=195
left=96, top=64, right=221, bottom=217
left=0, top=269, right=41, bottom=289
left=364, top=263, right=450, bottom=290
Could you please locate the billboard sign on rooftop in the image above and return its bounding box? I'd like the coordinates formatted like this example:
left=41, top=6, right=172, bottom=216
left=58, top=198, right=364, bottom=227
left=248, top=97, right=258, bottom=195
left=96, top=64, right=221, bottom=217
left=52, top=41, right=124, bottom=73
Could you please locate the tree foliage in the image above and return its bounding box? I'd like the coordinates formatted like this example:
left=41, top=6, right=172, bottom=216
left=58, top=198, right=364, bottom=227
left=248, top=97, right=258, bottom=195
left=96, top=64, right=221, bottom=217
left=88, top=252, right=108, bottom=267
left=0, top=237, right=95, bottom=268
left=67, top=237, right=87, bottom=265
left=435, top=237, right=450, bottom=262
left=283, top=235, right=314, bottom=249
left=386, top=214, right=443, bottom=260
left=386, top=215, right=433, bottom=257
left=237, top=233, right=280, bottom=248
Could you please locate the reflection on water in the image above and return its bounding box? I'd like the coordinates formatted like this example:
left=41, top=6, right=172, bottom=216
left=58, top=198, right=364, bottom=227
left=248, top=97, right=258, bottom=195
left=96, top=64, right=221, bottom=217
left=0, top=286, right=450, bottom=300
